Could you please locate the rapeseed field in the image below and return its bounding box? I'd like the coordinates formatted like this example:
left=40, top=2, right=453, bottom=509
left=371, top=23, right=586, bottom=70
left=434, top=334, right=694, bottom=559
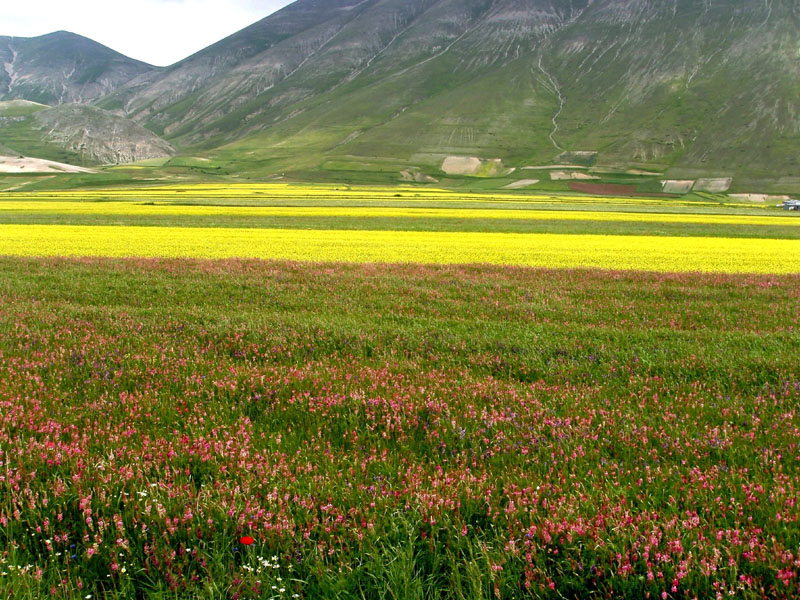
left=0, top=224, right=798, bottom=274
left=2, top=200, right=800, bottom=227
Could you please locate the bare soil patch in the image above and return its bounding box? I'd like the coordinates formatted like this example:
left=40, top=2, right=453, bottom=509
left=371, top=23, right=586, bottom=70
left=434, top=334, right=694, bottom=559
left=551, top=171, right=600, bottom=181
left=694, top=178, right=733, bottom=193
left=0, top=156, right=94, bottom=174
left=662, top=180, right=695, bottom=194
left=503, top=179, right=539, bottom=189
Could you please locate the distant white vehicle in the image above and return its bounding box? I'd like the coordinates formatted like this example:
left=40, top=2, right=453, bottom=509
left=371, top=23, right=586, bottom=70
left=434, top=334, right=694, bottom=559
left=782, top=200, right=800, bottom=211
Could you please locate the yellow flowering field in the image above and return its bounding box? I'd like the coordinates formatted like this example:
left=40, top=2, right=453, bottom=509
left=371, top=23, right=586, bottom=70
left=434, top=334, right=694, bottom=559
left=0, top=224, right=797, bottom=274
left=0, top=200, right=798, bottom=227
left=0, top=182, right=747, bottom=208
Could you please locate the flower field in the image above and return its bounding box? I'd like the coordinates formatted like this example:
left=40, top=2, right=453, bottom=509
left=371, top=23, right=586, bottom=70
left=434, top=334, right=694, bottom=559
left=0, top=183, right=715, bottom=205
left=0, top=184, right=799, bottom=599
left=0, top=224, right=799, bottom=274
left=0, top=258, right=798, bottom=599
left=2, top=201, right=799, bottom=229
left=0, top=183, right=799, bottom=274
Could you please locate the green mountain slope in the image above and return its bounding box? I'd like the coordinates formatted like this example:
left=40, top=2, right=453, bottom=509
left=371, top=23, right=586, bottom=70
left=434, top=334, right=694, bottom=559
left=96, top=0, right=799, bottom=180
left=538, top=0, right=800, bottom=178
left=98, top=0, right=585, bottom=165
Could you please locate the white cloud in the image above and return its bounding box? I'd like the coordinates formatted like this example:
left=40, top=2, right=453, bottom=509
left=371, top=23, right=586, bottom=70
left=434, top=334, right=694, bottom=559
left=2, top=0, right=294, bottom=66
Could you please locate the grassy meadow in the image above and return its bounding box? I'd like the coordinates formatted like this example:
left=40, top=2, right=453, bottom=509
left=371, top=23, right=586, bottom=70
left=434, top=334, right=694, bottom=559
left=0, top=183, right=798, bottom=599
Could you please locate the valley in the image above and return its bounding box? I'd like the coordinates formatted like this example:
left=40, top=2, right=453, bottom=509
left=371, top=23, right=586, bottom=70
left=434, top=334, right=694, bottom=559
left=0, top=2, right=799, bottom=599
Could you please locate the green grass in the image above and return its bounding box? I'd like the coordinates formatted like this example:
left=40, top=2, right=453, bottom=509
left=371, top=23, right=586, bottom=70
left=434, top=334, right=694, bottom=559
left=0, top=100, right=50, bottom=118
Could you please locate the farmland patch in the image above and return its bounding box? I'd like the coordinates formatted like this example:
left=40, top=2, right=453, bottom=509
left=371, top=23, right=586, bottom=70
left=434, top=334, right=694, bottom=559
left=694, top=177, right=733, bottom=193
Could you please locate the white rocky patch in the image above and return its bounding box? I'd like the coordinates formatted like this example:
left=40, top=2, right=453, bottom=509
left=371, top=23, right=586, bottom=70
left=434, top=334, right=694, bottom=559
left=0, top=155, right=95, bottom=174
left=550, top=171, right=599, bottom=181
left=503, top=179, right=540, bottom=189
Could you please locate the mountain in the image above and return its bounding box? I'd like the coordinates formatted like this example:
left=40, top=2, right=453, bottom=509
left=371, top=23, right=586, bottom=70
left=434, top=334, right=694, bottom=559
left=0, top=31, right=157, bottom=105
left=538, top=0, right=800, bottom=177
left=3, top=1, right=799, bottom=182
left=100, top=0, right=589, bottom=143
left=93, top=0, right=800, bottom=180
left=0, top=101, right=175, bottom=165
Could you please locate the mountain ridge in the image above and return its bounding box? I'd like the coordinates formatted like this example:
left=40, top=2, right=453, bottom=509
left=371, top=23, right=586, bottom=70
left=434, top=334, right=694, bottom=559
left=0, top=31, right=158, bottom=105
left=2, top=1, right=799, bottom=183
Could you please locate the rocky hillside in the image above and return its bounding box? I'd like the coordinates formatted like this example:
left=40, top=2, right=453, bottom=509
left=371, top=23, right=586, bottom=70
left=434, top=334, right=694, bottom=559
left=0, top=31, right=157, bottom=105
left=100, top=0, right=589, bottom=140
left=0, top=102, right=175, bottom=165
left=538, top=0, right=800, bottom=176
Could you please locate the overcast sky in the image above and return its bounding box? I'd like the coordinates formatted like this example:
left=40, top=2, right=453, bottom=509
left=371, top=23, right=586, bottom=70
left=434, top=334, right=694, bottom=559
left=2, top=0, right=295, bottom=66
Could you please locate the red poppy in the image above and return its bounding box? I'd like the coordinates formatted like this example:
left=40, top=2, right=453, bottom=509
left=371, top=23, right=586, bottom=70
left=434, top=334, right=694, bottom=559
left=239, top=536, right=255, bottom=546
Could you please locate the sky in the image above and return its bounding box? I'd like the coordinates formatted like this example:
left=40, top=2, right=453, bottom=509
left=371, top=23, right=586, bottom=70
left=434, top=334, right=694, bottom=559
left=2, top=0, right=295, bottom=66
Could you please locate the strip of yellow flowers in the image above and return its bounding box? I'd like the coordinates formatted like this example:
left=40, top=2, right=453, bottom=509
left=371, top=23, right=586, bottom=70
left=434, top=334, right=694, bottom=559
left=0, top=225, right=798, bottom=274
left=0, top=183, right=742, bottom=207
left=0, top=201, right=797, bottom=227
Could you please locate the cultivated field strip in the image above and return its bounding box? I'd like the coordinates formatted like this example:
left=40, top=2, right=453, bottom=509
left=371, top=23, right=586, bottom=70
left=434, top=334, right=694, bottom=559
left=1, top=224, right=798, bottom=274
left=1, top=201, right=799, bottom=227
left=2, top=184, right=798, bottom=273
left=0, top=183, right=772, bottom=210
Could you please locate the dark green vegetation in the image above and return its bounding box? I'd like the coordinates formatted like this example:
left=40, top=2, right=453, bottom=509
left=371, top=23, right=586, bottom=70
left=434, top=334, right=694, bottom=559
left=3, top=1, right=800, bottom=191
left=0, top=258, right=798, bottom=599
